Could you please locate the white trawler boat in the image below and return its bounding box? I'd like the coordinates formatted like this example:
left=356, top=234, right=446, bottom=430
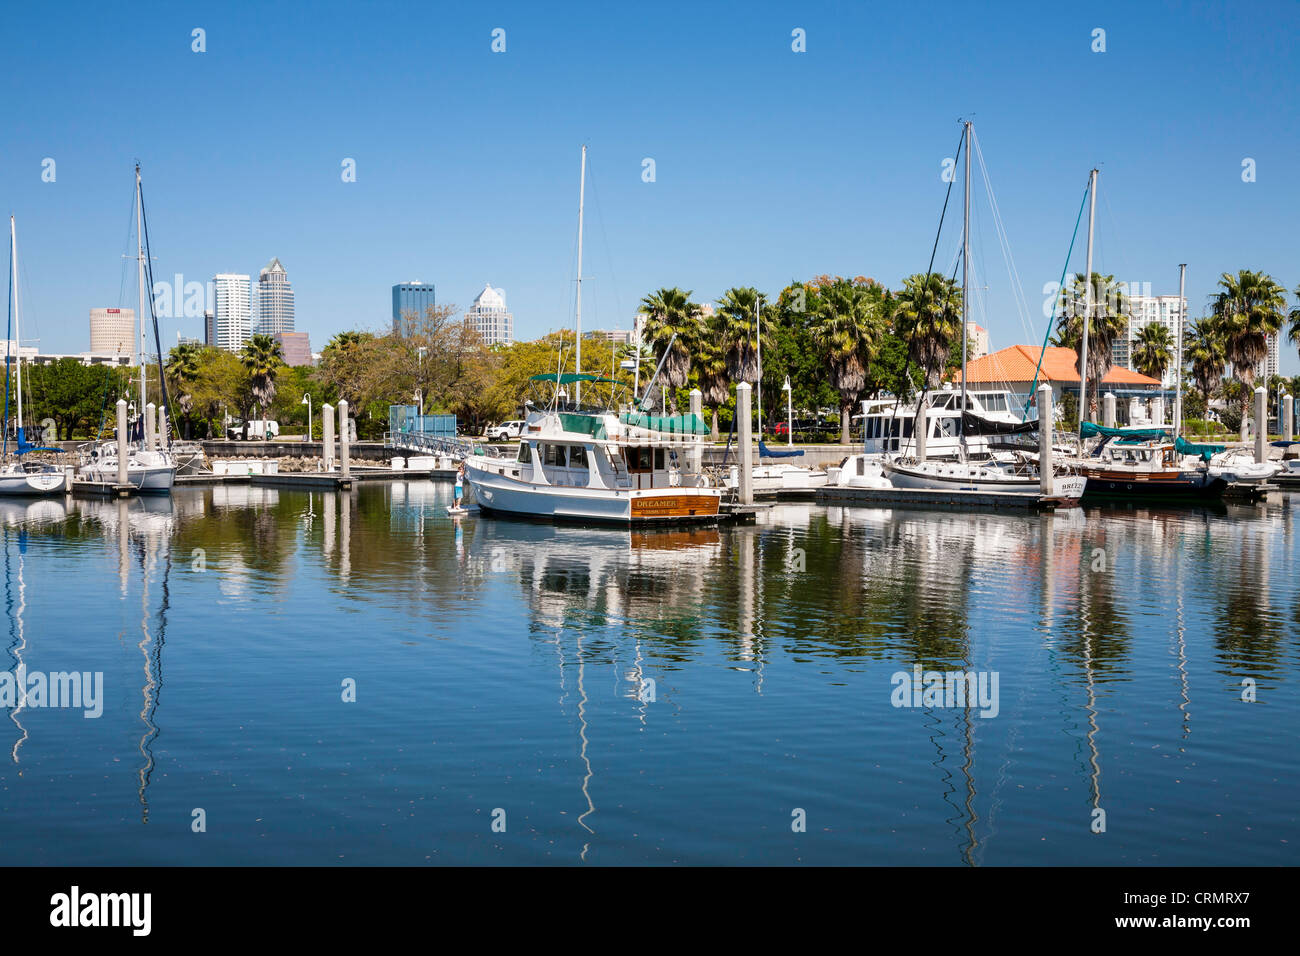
left=0, top=216, right=67, bottom=497
left=464, top=376, right=722, bottom=525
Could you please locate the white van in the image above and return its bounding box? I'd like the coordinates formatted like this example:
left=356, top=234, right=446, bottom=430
left=229, top=419, right=280, bottom=440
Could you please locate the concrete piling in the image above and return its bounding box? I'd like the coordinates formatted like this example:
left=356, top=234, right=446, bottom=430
left=1254, top=386, right=1267, bottom=463
left=145, top=403, right=156, bottom=450
left=1038, top=383, right=1053, bottom=495
left=339, top=400, right=351, bottom=479
left=322, top=403, right=335, bottom=471
left=736, top=382, right=753, bottom=505
left=1103, top=393, right=1116, bottom=429
left=116, top=399, right=129, bottom=485
left=1284, top=394, right=1293, bottom=443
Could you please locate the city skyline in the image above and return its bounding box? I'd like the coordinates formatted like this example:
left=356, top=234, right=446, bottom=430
left=1, top=1, right=1297, bottom=375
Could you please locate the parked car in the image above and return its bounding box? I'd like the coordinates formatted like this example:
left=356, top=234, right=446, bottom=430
left=487, top=420, right=525, bottom=441
left=228, top=419, right=280, bottom=440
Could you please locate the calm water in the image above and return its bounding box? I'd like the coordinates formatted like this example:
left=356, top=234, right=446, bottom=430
left=0, top=483, right=1296, bottom=865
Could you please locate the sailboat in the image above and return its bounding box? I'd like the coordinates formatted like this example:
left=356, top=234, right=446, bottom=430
left=879, top=122, right=1084, bottom=501
left=0, top=217, right=67, bottom=496
left=78, top=165, right=176, bottom=492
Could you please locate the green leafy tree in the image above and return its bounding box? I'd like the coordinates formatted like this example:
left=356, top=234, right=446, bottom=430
left=1131, top=321, right=1174, bottom=382
left=1210, top=269, right=1286, bottom=439
left=1184, top=317, right=1226, bottom=407
left=892, top=273, right=963, bottom=388
left=1054, top=272, right=1130, bottom=421
left=637, top=287, right=703, bottom=414
left=807, top=276, right=888, bottom=443
left=240, top=333, right=284, bottom=419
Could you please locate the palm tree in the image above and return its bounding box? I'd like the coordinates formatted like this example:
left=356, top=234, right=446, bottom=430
left=1131, top=322, right=1174, bottom=382
left=164, top=342, right=203, bottom=438
left=1054, top=272, right=1130, bottom=421
left=807, top=277, right=888, bottom=444
left=239, top=333, right=284, bottom=420
left=695, top=316, right=730, bottom=440
left=1210, top=269, right=1286, bottom=439
left=713, top=287, right=768, bottom=384
left=636, top=287, right=702, bottom=414
left=892, top=273, right=963, bottom=387
left=1288, top=284, right=1300, bottom=365
left=1185, top=317, right=1227, bottom=407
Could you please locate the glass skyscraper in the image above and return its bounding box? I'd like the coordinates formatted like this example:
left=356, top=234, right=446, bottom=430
left=257, top=258, right=295, bottom=336
left=392, top=282, right=436, bottom=334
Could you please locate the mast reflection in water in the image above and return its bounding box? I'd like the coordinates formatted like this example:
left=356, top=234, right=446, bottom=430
left=0, top=483, right=1293, bottom=865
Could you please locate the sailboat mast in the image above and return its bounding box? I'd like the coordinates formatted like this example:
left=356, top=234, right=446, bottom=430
left=136, top=164, right=147, bottom=421
left=10, top=217, right=22, bottom=436
left=1175, top=263, right=1186, bottom=436
left=756, top=297, right=762, bottom=436
left=960, top=121, right=970, bottom=434
left=1078, top=168, right=1097, bottom=441
left=575, top=145, right=586, bottom=407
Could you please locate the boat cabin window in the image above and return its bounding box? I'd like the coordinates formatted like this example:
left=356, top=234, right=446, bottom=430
left=626, top=447, right=653, bottom=472
left=977, top=393, right=1008, bottom=413
left=542, top=443, right=565, bottom=467
left=516, top=442, right=530, bottom=464
left=569, top=445, right=588, bottom=469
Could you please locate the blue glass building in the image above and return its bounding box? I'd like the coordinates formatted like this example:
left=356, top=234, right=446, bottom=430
left=392, top=282, right=436, bottom=334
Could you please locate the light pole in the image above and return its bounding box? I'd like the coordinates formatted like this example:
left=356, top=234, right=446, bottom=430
left=415, top=390, right=423, bottom=432
left=782, top=376, right=793, bottom=447
left=301, top=393, right=312, bottom=442
left=417, top=347, right=427, bottom=417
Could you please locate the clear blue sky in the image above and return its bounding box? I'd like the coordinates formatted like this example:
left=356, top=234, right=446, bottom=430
left=2, top=0, right=1297, bottom=374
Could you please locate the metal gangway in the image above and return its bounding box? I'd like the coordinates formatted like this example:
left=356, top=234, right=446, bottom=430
left=383, top=431, right=502, bottom=461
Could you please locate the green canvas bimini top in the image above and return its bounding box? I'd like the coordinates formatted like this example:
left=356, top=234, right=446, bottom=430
left=1081, top=421, right=1171, bottom=441
left=558, top=413, right=608, bottom=439
left=619, top=411, right=710, bottom=436
left=528, top=372, right=622, bottom=385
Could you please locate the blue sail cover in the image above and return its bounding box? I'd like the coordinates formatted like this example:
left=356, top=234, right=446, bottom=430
left=758, top=439, right=803, bottom=459
left=13, top=426, right=61, bottom=455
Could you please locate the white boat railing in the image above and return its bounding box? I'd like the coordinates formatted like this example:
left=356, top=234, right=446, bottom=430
left=384, top=431, right=501, bottom=460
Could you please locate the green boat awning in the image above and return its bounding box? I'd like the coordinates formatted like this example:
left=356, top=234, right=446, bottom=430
left=1081, top=421, right=1171, bottom=441
left=619, top=411, right=710, bottom=436
left=528, top=372, right=623, bottom=385
left=1174, top=436, right=1225, bottom=462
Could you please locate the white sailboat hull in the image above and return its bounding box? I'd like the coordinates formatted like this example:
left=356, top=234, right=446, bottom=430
left=0, top=468, right=67, bottom=496
left=883, top=459, right=1085, bottom=498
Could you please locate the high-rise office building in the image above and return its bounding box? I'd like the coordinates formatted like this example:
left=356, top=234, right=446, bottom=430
left=89, top=307, right=135, bottom=359
left=466, top=283, right=513, bottom=346
left=273, top=331, right=313, bottom=367
left=1122, top=292, right=1185, bottom=386
left=204, top=310, right=216, bottom=347
left=392, top=281, right=436, bottom=334
left=1260, top=332, right=1281, bottom=382
left=256, top=258, right=295, bottom=335
left=212, top=274, right=252, bottom=352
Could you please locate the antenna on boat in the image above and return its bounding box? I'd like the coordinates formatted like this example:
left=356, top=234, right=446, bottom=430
left=637, top=332, right=676, bottom=411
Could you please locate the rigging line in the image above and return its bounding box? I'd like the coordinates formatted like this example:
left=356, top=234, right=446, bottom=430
left=137, top=174, right=174, bottom=445
left=891, top=125, right=967, bottom=432
left=1022, top=178, right=1091, bottom=421
left=4, top=228, right=11, bottom=459
left=971, top=131, right=1036, bottom=346
left=584, top=156, right=626, bottom=336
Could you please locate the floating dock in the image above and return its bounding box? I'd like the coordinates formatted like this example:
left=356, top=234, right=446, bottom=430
left=816, top=485, right=1077, bottom=512
left=70, top=479, right=141, bottom=498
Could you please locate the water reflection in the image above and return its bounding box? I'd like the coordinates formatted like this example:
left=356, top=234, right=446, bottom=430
left=0, top=485, right=1292, bottom=864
